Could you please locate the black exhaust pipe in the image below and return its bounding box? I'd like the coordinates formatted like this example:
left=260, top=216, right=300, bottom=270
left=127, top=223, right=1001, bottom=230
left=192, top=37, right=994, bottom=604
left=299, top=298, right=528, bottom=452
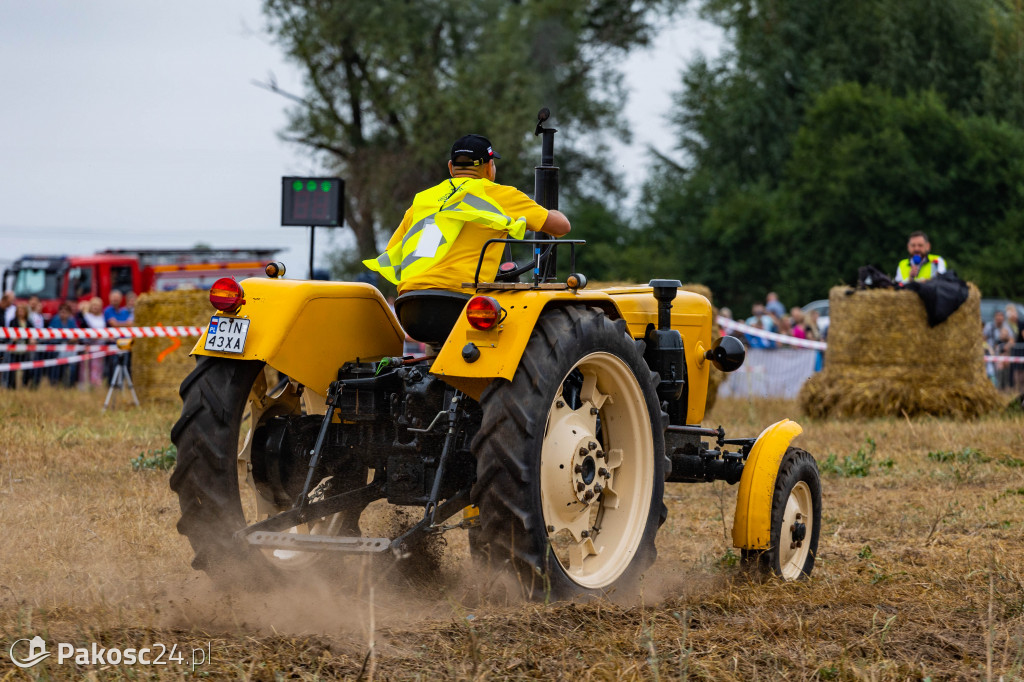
left=533, top=108, right=558, bottom=281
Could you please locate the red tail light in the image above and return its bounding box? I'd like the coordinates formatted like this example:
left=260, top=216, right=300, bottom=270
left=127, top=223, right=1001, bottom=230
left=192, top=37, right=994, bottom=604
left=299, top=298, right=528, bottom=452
left=210, top=277, right=245, bottom=312
left=466, top=296, right=503, bottom=330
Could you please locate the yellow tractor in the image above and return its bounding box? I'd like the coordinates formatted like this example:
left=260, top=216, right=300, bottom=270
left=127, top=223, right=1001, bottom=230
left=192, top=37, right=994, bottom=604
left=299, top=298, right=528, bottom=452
left=170, top=112, right=821, bottom=600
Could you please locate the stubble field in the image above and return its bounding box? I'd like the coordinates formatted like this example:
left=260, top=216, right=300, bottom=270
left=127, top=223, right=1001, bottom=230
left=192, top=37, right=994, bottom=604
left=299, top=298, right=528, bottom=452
left=1, top=385, right=1023, bottom=680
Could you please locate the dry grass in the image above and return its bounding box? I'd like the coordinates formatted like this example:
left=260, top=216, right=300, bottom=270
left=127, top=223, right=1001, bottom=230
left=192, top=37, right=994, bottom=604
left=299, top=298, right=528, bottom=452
left=2, top=387, right=1023, bottom=680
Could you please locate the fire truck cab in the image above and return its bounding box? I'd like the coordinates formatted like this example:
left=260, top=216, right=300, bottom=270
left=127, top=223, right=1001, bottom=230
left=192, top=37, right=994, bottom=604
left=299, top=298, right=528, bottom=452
left=3, top=248, right=282, bottom=320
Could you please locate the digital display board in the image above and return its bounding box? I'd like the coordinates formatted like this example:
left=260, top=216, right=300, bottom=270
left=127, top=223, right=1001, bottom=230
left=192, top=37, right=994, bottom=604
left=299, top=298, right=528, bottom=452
left=281, top=177, right=344, bottom=226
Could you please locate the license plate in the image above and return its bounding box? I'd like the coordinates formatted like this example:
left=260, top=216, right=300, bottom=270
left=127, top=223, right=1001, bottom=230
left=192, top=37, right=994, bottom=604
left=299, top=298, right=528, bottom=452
left=205, top=316, right=250, bottom=354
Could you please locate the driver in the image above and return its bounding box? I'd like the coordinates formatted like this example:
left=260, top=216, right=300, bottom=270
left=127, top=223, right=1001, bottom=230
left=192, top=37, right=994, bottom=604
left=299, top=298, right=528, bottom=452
left=364, top=134, right=570, bottom=294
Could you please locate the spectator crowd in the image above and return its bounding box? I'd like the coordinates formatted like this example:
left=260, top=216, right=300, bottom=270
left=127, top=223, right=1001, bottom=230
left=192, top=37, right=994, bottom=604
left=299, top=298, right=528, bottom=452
left=983, top=305, right=1024, bottom=390
left=1, top=289, right=137, bottom=390
left=721, top=291, right=826, bottom=350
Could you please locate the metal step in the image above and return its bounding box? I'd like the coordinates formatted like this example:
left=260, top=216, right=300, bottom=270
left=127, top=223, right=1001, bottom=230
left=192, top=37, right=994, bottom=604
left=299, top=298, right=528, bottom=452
left=245, top=531, right=391, bottom=554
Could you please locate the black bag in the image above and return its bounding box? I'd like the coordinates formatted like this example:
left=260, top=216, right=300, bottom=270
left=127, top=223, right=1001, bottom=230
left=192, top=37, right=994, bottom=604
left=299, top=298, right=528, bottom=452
left=857, top=264, right=894, bottom=290
left=903, top=270, right=969, bottom=327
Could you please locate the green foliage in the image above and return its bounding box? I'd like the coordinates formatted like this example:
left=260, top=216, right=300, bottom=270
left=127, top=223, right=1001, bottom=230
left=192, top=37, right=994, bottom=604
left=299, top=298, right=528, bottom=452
left=131, top=445, right=177, bottom=472
left=820, top=437, right=891, bottom=477
left=262, top=0, right=680, bottom=267
left=771, top=84, right=1024, bottom=301
left=717, top=547, right=739, bottom=568
left=637, top=0, right=1024, bottom=310
left=927, top=447, right=989, bottom=464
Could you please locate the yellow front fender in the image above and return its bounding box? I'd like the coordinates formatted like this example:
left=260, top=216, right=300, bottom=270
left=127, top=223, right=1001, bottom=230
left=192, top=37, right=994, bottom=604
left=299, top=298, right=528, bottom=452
left=190, top=278, right=405, bottom=396
left=731, top=419, right=803, bottom=550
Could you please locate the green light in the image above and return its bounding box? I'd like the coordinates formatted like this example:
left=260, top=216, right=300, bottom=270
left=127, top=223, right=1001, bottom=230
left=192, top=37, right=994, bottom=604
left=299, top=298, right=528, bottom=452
left=321, top=181, right=332, bottom=192
left=306, top=181, right=317, bottom=191
left=292, top=180, right=303, bottom=191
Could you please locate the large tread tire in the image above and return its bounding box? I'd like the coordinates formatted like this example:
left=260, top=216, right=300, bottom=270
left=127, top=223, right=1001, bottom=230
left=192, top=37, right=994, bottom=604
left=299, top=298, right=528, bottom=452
left=744, top=447, right=821, bottom=580
left=471, top=306, right=668, bottom=601
left=170, top=357, right=274, bottom=587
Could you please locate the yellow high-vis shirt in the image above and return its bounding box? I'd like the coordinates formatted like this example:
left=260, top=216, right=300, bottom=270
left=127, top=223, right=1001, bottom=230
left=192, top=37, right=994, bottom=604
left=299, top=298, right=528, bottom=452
left=388, top=178, right=549, bottom=294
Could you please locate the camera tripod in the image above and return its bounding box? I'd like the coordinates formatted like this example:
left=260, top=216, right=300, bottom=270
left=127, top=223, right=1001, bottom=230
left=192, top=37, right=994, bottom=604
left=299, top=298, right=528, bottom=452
left=103, top=346, right=140, bottom=411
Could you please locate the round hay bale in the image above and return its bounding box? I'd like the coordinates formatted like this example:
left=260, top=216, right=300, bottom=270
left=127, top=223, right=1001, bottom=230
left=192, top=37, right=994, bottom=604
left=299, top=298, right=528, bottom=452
left=798, top=283, right=1001, bottom=419
left=131, top=290, right=210, bottom=404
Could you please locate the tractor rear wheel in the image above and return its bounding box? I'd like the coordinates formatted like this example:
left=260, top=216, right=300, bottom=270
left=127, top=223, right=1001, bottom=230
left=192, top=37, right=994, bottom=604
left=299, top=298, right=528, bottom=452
left=170, top=357, right=360, bottom=588
left=744, top=447, right=821, bottom=580
left=472, top=307, right=668, bottom=600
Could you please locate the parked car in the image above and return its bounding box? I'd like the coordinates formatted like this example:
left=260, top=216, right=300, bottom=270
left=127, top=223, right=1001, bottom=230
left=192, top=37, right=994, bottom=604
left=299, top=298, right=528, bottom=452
left=980, top=298, right=1024, bottom=325
left=801, top=299, right=830, bottom=335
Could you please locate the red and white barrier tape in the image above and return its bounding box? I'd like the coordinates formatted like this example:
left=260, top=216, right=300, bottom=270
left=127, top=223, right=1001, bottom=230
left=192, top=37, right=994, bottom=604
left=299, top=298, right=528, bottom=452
left=0, top=347, right=123, bottom=372
left=717, top=316, right=827, bottom=350
left=986, top=355, right=1024, bottom=364
left=2, top=343, right=119, bottom=353
left=718, top=316, right=1024, bottom=363
left=0, top=326, right=203, bottom=340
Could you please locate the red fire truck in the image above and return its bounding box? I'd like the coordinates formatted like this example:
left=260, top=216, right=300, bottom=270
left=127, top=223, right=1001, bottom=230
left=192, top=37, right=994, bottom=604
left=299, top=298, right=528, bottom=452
left=2, top=248, right=282, bottom=319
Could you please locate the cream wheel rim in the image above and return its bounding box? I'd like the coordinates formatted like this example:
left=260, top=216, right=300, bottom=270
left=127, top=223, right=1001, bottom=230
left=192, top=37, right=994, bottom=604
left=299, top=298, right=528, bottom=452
left=539, top=352, right=654, bottom=589
left=778, top=480, right=813, bottom=580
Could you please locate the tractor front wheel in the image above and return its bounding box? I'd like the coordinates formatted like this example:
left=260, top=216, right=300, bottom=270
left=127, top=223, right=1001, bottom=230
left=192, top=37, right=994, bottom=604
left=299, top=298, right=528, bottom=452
left=744, top=447, right=821, bottom=580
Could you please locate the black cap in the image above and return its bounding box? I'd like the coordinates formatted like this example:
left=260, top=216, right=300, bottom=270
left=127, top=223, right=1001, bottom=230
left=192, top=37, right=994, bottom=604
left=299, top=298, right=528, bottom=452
left=450, top=134, right=501, bottom=167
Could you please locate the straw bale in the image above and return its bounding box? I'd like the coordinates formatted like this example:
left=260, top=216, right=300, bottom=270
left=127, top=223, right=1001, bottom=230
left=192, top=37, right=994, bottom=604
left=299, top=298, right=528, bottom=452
left=799, top=283, right=1001, bottom=419
left=131, top=291, right=210, bottom=404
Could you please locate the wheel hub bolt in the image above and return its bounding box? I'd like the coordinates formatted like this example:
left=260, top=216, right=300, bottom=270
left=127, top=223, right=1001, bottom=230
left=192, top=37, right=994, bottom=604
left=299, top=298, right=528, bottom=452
left=574, top=464, right=583, bottom=473
left=590, top=407, right=599, bottom=415
left=546, top=525, right=555, bottom=533
left=577, top=482, right=585, bottom=492
left=598, top=468, right=610, bottom=478
left=791, top=521, right=807, bottom=543
left=556, top=400, right=565, bottom=408
left=594, top=484, right=603, bottom=495
left=583, top=490, right=594, bottom=501
left=588, top=441, right=598, bottom=451
left=579, top=447, right=589, bottom=457
left=581, top=530, right=590, bottom=538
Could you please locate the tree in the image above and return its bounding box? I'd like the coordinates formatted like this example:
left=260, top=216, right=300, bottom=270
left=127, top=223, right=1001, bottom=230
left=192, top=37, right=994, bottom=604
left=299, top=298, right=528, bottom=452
left=640, top=0, right=1024, bottom=311
left=770, top=83, right=1024, bottom=301
left=261, top=0, right=679, bottom=276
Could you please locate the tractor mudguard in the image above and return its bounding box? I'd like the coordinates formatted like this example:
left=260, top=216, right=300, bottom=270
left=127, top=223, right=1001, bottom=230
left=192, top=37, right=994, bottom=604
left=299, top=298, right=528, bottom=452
left=431, top=286, right=712, bottom=422
left=190, top=278, right=405, bottom=397
left=731, top=419, right=804, bottom=550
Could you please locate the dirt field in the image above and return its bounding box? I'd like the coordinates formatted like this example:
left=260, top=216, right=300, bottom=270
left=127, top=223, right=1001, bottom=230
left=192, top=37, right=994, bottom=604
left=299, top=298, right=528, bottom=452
left=1, top=385, right=1023, bottom=680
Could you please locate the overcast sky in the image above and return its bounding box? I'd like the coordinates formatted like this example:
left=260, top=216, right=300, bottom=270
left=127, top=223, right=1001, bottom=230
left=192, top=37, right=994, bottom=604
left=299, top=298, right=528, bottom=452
left=0, top=1, right=721, bottom=278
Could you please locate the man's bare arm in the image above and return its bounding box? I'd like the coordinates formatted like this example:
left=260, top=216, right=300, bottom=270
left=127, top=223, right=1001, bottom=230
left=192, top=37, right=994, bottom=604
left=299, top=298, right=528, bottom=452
left=540, top=209, right=571, bottom=237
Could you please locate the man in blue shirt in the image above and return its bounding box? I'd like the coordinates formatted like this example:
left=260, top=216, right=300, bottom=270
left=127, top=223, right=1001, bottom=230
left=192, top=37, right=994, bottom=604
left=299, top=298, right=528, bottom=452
left=103, top=291, right=133, bottom=328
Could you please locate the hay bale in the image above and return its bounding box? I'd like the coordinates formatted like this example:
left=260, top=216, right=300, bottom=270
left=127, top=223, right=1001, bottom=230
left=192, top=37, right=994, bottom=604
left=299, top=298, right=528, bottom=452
left=799, top=283, right=1001, bottom=419
left=131, top=291, right=210, bottom=404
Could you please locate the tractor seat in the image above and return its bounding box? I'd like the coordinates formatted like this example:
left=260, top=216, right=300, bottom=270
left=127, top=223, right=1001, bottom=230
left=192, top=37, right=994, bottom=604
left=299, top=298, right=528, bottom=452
left=393, top=290, right=472, bottom=345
